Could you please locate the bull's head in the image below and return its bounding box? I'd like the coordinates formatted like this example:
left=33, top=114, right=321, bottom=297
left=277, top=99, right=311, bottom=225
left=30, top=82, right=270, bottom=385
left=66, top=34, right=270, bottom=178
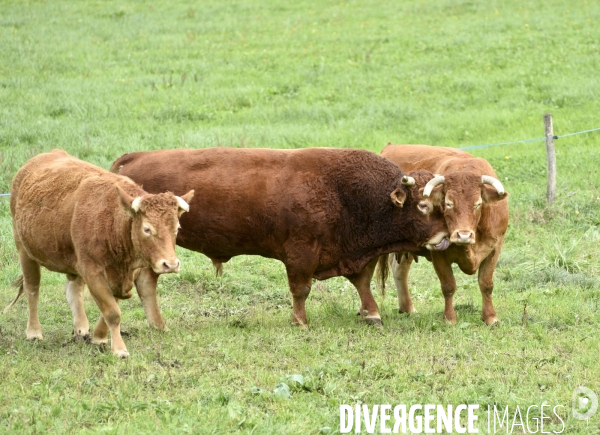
left=421, top=172, right=507, bottom=245
left=117, top=187, right=195, bottom=274
left=390, top=171, right=449, bottom=250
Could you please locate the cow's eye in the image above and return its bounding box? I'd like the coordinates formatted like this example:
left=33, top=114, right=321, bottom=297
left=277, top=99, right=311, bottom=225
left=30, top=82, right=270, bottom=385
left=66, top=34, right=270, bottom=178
left=474, top=202, right=482, bottom=209
left=417, top=202, right=431, bottom=214
left=445, top=202, right=454, bottom=209
left=143, top=226, right=152, bottom=236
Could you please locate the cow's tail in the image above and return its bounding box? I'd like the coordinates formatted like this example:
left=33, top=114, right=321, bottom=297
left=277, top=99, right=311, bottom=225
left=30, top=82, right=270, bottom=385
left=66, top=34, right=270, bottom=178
left=3, top=275, right=24, bottom=314
left=375, top=254, right=389, bottom=299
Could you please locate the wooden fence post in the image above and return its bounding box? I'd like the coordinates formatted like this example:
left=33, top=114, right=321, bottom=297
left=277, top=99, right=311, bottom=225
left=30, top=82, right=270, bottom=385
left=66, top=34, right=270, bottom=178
left=544, top=113, right=557, bottom=204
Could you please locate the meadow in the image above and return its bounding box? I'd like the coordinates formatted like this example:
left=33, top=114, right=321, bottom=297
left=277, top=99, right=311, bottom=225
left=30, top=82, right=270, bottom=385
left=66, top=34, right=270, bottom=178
left=0, top=0, right=599, bottom=433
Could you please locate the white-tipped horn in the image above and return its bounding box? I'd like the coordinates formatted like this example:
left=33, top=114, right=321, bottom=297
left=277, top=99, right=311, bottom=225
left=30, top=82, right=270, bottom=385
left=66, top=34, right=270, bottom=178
left=401, top=175, right=415, bottom=186
left=423, top=174, right=445, bottom=198
left=481, top=175, right=505, bottom=196
left=131, top=197, right=143, bottom=212
left=175, top=196, right=190, bottom=212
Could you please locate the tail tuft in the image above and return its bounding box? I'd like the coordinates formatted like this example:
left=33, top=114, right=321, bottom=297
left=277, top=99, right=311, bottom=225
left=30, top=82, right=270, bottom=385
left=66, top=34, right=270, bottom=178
left=3, top=275, right=25, bottom=314
left=375, top=254, right=389, bottom=299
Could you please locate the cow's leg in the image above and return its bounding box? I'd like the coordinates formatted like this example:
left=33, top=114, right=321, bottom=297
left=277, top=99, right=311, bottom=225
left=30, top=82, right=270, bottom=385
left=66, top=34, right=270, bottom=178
left=478, top=242, right=503, bottom=325
left=65, top=275, right=90, bottom=340
left=91, top=316, right=109, bottom=346
left=86, top=275, right=128, bottom=358
left=18, top=249, right=43, bottom=340
left=285, top=267, right=313, bottom=328
left=135, top=268, right=167, bottom=331
left=390, top=253, right=417, bottom=314
left=431, top=253, right=457, bottom=324
left=346, top=259, right=382, bottom=326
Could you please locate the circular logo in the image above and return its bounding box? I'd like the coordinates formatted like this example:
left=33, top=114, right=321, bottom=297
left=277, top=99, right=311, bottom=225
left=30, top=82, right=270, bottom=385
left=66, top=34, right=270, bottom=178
left=572, top=386, right=598, bottom=420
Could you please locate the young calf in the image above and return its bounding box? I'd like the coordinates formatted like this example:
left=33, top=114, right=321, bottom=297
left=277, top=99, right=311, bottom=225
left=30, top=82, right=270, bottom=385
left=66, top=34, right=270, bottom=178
left=6, top=149, right=193, bottom=357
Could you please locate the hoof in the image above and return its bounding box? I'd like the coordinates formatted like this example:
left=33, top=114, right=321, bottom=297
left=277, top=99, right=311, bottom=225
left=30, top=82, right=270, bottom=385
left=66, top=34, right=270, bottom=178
left=149, top=320, right=168, bottom=331
left=91, top=336, right=109, bottom=346
left=292, top=321, right=309, bottom=330
left=398, top=307, right=418, bottom=315
left=26, top=331, right=43, bottom=341
left=365, top=317, right=383, bottom=327
left=291, top=313, right=308, bottom=328
left=153, top=323, right=169, bottom=332
left=484, top=317, right=499, bottom=326
left=73, top=333, right=91, bottom=343
left=114, top=349, right=130, bottom=358
left=444, top=316, right=457, bottom=325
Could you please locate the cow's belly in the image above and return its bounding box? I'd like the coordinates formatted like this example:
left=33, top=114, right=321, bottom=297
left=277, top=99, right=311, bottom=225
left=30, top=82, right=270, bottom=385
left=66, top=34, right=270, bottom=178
left=20, top=243, right=79, bottom=276
left=177, top=228, right=284, bottom=262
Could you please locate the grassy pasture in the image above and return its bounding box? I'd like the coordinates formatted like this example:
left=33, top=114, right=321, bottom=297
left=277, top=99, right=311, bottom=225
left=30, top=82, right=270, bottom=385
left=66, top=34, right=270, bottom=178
left=1, top=0, right=599, bottom=433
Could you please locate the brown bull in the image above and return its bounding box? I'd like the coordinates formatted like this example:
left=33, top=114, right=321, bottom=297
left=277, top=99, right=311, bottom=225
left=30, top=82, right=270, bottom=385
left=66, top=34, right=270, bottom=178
left=111, top=147, right=449, bottom=328
left=378, top=144, right=509, bottom=325
left=6, top=150, right=194, bottom=357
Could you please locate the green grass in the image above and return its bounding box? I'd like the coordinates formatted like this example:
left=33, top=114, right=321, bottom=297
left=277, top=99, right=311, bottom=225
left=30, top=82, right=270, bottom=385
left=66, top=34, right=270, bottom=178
left=1, top=0, right=599, bottom=433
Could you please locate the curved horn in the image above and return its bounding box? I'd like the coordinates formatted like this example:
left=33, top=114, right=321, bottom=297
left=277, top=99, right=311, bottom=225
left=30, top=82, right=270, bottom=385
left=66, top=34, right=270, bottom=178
left=481, top=175, right=505, bottom=196
left=175, top=196, right=190, bottom=212
left=131, top=197, right=143, bottom=212
left=423, top=174, right=445, bottom=198
left=401, top=175, right=415, bottom=186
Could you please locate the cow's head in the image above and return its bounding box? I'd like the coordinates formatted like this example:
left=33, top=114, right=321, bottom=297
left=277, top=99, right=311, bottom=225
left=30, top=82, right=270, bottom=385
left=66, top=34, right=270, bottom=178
left=420, top=172, right=507, bottom=245
left=390, top=170, right=449, bottom=250
left=117, top=187, right=195, bottom=274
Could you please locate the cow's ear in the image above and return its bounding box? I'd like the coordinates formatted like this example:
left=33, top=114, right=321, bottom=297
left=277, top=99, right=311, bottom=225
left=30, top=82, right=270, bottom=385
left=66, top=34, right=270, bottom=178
left=116, top=186, right=142, bottom=216
left=481, top=185, right=508, bottom=204
left=176, top=189, right=195, bottom=217
left=390, top=188, right=407, bottom=208
left=420, top=186, right=444, bottom=206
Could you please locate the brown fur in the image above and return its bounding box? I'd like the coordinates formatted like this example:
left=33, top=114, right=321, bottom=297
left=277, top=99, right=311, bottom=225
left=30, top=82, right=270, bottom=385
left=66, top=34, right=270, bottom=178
left=8, top=149, right=192, bottom=357
left=379, top=144, right=509, bottom=324
left=111, top=147, right=447, bottom=327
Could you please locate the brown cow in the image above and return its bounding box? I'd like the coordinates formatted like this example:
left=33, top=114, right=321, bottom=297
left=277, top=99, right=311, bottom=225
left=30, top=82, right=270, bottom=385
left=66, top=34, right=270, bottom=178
left=111, top=147, right=449, bottom=328
left=5, top=150, right=194, bottom=357
left=378, top=144, right=509, bottom=325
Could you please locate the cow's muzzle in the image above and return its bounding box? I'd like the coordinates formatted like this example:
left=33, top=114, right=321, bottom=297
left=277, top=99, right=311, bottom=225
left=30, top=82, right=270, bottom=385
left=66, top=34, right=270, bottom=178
left=154, top=259, right=181, bottom=274
left=451, top=230, right=476, bottom=245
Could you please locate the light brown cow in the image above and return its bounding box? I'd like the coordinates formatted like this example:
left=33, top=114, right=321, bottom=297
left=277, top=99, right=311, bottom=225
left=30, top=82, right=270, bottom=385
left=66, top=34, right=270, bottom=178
left=5, top=150, right=194, bottom=357
left=378, top=144, right=509, bottom=325
left=111, top=147, right=450, bottom=328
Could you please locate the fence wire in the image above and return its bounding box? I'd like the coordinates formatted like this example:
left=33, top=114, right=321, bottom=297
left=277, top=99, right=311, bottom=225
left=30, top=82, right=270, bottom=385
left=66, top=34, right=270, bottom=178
left=458, top=126, right=600, bottom=151
left=1, top=126, right=599, bottom=198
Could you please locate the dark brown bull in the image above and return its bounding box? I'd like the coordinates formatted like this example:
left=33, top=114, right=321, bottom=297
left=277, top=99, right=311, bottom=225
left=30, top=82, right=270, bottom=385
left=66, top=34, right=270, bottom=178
left=378, top=144, right=509, bottom=325
left=111, top=147, right=449, bottom=328
left=5, top=150, right=194, bottom=357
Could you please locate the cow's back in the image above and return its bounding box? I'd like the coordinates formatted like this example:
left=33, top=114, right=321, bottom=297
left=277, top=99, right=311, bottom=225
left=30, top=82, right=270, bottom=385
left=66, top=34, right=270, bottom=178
left=11, top=149, right=142, bottom=274
left=381, top=144, right=500, bottom=178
